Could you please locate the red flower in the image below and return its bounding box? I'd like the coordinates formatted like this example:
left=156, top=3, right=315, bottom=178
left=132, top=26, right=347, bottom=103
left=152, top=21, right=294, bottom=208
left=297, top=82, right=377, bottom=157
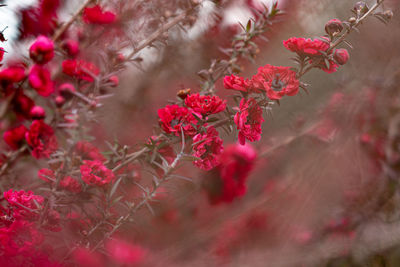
left=223, top=74, right=251, bottom=92
left=3, top=189, right=44, bottom=218
left=29, top=105, right=46, bottom=120
left=25, top=120, right=58, bottom=158
left=29, top=35, right=54, bottom=65
left=234, top=98, right=264, bottom=145
left=62, top=59, right=100, bottom=82
left=83, top=5, right=116, bottom=25
left=80, top=160, right=115, bottom=186
left=3, top=125, right=28, bottom=150
left=251, top=64, right=299, bottom=100
left=185, top=93, right=226, bottom=116
left=75, top=141, right=106, bottom=162
left=0, top=66, right=26, bottom=92
left=60, top=176, right=82, bottom=193
left=192, top=126, right=224, bottom=171
left=283, top=37, right=330, bottom=57
left=28, top=65, right=54, bottom=97
left=205, top=143, right=257, bottom=204
left=334, top=48, right=350, bottom=65
left=325, top=19, right=343, bottom=36
left=106, top=239, right=146, bottom=265
left=0, top=47, right=4, bottom=63
left=158, top=105, right=199, bottom=136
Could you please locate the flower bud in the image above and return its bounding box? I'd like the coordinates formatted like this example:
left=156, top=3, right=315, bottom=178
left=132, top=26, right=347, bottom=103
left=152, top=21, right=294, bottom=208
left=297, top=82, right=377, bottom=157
left=325, top=19, right=343, bottom=36
left=383, top=10, right=394, bottom=21
left=55, top=95, right=65, bottom=107
left=108, top=75, right=119, bottom=87
left=30, top=105, right=46, bottom=120
left=177, top=88, right=191, bottom=100
left=353, top=2, right=369, bottom=16
left=59, top=83, right=76, bottom=99
left=29, top=35, right=54, bottom=65
left=334, top=48, right=350, bottom=65
left=62, top=40, right=80, bottom=58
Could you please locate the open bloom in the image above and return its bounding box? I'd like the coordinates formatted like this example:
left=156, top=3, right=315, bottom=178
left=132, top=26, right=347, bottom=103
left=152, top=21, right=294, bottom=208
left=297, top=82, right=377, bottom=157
left=80, top=160, right=115, bottom=186
left=25, top=120, right=58, bottom=158
left=29, top=35, right=54, bottom=65
left=205, top=143, right=257, bottom=204
left=223, top=74, right=251, bottom=92
left=83, top=5, right=116, bottom=25
left=28, top=65, right=54, bottom=97
left=192, top=126, right=224, bottom=170
left=0, top=66, right=26, bottom=92
left=251, top=64, right=299, bottom=100
left=3, top=125, right=28, bottom=150
left=185, top=93, right=226, bottom=116
left=234, top=98, right=264, bottom=145
left=158, top=105, right=199, bottom=136
left=283, top=37, right=330, bottom=57
left=3, top=189, right=44, bottom=219
left=62, top=59, right=100, bottom=82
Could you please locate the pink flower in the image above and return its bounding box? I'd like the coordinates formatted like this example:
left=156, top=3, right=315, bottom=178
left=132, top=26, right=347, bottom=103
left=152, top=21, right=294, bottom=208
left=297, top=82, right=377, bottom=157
left=205, top=143, right=257, bottom=204
left=25, top=120, right=58, bottom=158
left=58, top=82, right=76, bottom=99
left=29, top=35, right=54, bottom=65
left=325, top=19, right=343, bottom=36
left=83, top=5, right=116, bottom=25
left=234, top=98, right=264, bottom=145
left=185, top=93, right=226, bottom=116
left=334, top=48, right=350, bottom=65
left=80, top=160, right=115, bottom=186
left=3, top=125, right=28, bottom=150
left=29, top=105, right=46, bottom=120
left=75, top=141, right=106, bottom=162
left=28, top=65, right=54, bottom=97
left=251, top=64, right=299, bottom=100
left=158, top=105, right=199, bottom=136
left=62, top=59, right=100, bottom=82
left=37, top=168, right=55, bottom=183
left=106, top=239, right=146, bottom=265
left=283, top=37, right=330, bottom=57
left=12, top=90, right=34, bottom=120
left=223, top=74, right=251, bottom=92
left=192, top=126, right=224, bottom=170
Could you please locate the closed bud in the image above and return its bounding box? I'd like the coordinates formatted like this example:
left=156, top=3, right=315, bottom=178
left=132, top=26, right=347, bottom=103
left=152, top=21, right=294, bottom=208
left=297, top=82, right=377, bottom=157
left=348, top=17, right=357, bottom=24
left=177, top=88, right=191, bottom=100
left=55, top=95, right=65, bottom=107
left=59, top=83, right=76, bottom=99
left=383, top=10, right=394, bottom=21
left=325, top=19, right=343, bottom=36
left=108, top=75, right=119, bottom=87
left=30, top=105, right=46, bottom=120
left=353, top=2, right=369, bottom=16
left=334, top=48, right=350, bottom=65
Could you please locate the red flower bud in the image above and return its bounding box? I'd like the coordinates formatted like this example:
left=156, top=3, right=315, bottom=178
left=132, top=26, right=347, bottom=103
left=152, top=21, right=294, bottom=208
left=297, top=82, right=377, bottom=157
left=59, top=83, right=76, bottom=99
left=62, top=40, right=80, bottom=58
left=30, top=105, right=46, bottom=120
left=29, top=35, right=54, bottom=65
left=108, top=75, right=119, bottom=87
left=55, top=95, right=65, bottom=107
left=334, top=48, right=350, bottom=65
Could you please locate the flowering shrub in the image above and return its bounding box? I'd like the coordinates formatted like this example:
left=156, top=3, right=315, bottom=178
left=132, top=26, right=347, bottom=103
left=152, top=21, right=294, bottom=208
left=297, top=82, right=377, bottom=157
left=0, top=0, right=397, bottom=266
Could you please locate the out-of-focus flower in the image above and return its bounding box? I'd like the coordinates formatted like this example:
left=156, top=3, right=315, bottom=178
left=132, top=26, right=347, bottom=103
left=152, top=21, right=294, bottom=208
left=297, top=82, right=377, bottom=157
left=12, top=90, right=34, bottom=120
left=223, top=74, right=251, bottom=92
left=185, top=93, right=226, bottom=116
left=192, top=126, right=224, bottom=170
left=25, top=120, right=58, bottom=158
left=62, top=40, right=80, bottom=58
left=205, top=143, right=257, bottom=204
left=334, top=48, right=350, bottom=65
left=234, top=98, right=264, bottom=145
left=29, top=35, right=54, bottom=65
left=58, top=83, right=76, bottom=99
left=73, top=247, right=105, bottom=267
left=106, top=239, right=146, bottom=265
left=37, top=168, right=55, bottom=183
left=62, top=59, right=100, bottom=82
left=251, top=64, right=299, bottom=100
left=80, top=160, right=115, bottom=186
left=3, top=125, right=28, bottom=150
left=83, top=5, right=116, bottom=25
left=28, top=65, right=54, bottom=97
left=75, top=141, right=106, bottom=162
left=108, top=75, right=119, bottom=87
left=0, top=66, right=26, bottom=92
left=60, top=176, right=82, bottom=193
left=158, top=105, right=199, bottom=136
